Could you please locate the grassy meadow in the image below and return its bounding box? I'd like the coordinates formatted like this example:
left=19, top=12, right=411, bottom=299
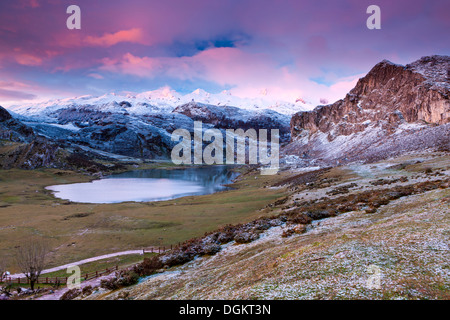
left=0, top=165, right=288, bottom=272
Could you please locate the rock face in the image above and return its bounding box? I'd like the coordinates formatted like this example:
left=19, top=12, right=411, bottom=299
left=286, top=55, right=449, bottom=164
left=0, top=106, right=35, bottom=142
left=0, top=106, right=59, bottom=169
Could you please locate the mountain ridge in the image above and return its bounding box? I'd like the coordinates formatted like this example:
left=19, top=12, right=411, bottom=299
left=286, top=55, right=449, bottom=165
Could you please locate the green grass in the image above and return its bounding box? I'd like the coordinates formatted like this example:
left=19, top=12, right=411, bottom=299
left=40, top=253, right=157, bottom=279
left=0, top=166, right=288, bottom=272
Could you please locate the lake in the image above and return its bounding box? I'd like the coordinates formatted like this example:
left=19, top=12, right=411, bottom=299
left=46, top=166, right=239, bottom=204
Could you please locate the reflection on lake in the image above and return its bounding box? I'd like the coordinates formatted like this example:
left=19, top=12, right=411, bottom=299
left=46, top=166, right=239, bottom=204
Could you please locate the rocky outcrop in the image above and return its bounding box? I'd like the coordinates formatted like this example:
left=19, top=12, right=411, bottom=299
left=286, top=55, right=449, bottom=164
left=0, top=106, right=60, bottom=169
left=0, top=139, right=59, bottom=170
left=0, top=106, right=35, bottom=142
left=25, top=106, right=178, bottom=160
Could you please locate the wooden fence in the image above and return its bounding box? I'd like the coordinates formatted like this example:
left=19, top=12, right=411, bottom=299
left=142, top=246, right=173, bottom=254
left=0, top=243, right=180, bottom=286
left=83, top=265, right=119, bottom=281
left=1, top=266, right=119, bottom=285
left=2, top=276, right=68, bottom=285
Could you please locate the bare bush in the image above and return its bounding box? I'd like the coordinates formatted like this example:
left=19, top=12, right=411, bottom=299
left=15, top=238, right=49, bottom=291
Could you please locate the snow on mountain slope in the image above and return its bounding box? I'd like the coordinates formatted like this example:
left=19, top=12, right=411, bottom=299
left=3, top=87, right=295, bottom=160
left=7, top=87, right=313, bottom=120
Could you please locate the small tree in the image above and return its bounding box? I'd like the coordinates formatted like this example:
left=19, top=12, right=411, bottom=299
left=15, top=239, right=49, bottom=291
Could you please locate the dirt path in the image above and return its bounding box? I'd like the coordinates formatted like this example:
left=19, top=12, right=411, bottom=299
left=9, top=247, right=167, bottom=279
left=36, top=273, right=116, bottom=300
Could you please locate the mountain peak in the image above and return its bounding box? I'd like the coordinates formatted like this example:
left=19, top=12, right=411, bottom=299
left=8, top=87, right=315, bottom=117
left=288, top=55, right=449, bottom=165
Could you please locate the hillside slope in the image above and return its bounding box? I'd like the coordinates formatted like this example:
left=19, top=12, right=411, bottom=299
left=86, top=153, right=449, bottom=300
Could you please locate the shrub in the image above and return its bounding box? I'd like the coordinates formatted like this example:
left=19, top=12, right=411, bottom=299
left=133, top=257, right=163, bottom=276
left=60, top=288, right=81, bottom=300
left=217, top=231, right=235, bottom=244
left=287, top=213, right=312, bottom=225
left=281, top=229, right=295, bottom=238
left=159, top=251, right=192, bottom=267
left=200, top=243, right=222, bottom=255
left=306, top=209, right=336, bottom=220
left=365, top=207, right=377, bottom=214
left=100, top=270, right=139, bottom=290
left=82, top=285, right=93, bottom=297
left=234, top=231, right=259, bottom=244
left=253, top=219, right=272, bottom=230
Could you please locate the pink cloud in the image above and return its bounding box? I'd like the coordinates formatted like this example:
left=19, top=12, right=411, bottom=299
left=84, top=28, right=147, bottom=47
left=0, top=79, right=75, bottom=106
left=96, top=47, right=362, bottom=104
left=100, top=53, right=161, bottom=77
left=0, top=80, right=37, bottom=103
left=55, top=28, right=148, bottom=49
left=1, top=0, right=447, bottom=105
left=14, top=53, right=43, bottom=66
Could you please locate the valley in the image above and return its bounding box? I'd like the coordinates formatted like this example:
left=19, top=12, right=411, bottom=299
left=0, top=54, right=448, bottom=300
left=0, top=163, right=287, bottom=273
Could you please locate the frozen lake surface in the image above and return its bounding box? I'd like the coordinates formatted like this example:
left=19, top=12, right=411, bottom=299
left=46, top=166, right=239, bottom=204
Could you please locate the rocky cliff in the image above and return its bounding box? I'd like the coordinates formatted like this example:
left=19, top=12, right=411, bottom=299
left=0, top=106, right=35, bottom=142
left=286, top=55, right=449, bottom=165
left=0, top=106, right=59, bottom=169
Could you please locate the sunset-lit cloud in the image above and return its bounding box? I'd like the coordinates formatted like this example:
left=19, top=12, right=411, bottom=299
left=84, top=28, right=147, bottom=47
left=0, top=0, right=448, bottom=106
left=14, top=53, right=43, bottom=66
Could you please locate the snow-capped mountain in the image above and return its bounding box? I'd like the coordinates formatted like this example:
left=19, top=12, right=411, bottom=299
left=7, top=87, right=313, bottom=121
left=3, top=87, right=296, bottom=162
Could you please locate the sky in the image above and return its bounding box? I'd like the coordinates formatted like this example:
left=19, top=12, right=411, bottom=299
left=0, top=0, right=448, bottom=107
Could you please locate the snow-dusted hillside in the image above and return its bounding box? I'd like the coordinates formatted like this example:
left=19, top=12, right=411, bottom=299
left=3, top=88, right=296, bottom=160
left=7, top=87, right=313, bottom=120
